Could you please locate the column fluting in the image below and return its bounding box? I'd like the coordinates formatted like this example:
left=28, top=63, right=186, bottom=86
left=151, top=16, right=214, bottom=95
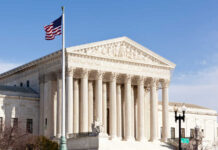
left=80, top=69, right=89, bottom=133
left=161, top=80, right=169, bottom=142
left=137, top=76, right=145, bottom=141
left=150, top=78, right=158, bottom=141
left=116, top=84, right=122, bottom=139
left=66, top=69, right=74, bottom=136
left=109, top=73, right=117, bottom=139
left=73, top=79, right=79, bottom=134
left=95, top=71, right=103, bottom=124
left=88, top=81, right=94, bottom=132
left=124, top=75, right=132, bottom=140
left=102, top=83, right=107, bottom=134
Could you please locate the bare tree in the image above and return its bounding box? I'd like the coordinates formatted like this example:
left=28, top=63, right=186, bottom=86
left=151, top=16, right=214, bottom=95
left=0, top=124, right=33, bottom=150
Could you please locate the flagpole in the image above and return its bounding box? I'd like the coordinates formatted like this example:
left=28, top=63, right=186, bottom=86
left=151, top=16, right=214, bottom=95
left=60, top=6, right=67, bottom=150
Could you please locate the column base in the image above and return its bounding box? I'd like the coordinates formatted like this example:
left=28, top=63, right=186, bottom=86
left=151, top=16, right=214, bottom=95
left=161, top=137, right=168, bottom=143
left=125, top=136, right=135, bottom=141
left=99, top=132, right=109, bottom=138
left=138, top=137, right=148, bottom=143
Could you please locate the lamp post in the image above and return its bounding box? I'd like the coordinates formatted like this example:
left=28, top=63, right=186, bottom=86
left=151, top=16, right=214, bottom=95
left=174, top=104, right=186, bottom=150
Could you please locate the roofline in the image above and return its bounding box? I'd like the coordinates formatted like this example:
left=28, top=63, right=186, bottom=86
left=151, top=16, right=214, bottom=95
left=0, top=36, right=176, bottom=79
left=67, top=36, right=176, bottom=69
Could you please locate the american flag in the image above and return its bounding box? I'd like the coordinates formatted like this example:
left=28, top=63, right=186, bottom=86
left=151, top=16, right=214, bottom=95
left=44, top=16, right=62, bottom=40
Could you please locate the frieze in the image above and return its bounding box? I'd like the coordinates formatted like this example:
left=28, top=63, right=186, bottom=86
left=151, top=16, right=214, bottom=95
left=68, top=54, right=171, bottom=80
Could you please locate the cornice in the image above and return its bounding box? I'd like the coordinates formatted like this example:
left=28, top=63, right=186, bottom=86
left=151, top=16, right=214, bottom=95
left=68, top=52, right=171, bottom=70
left=0, top=50, right=61, bottom=80
left=0, top=94, right=39, bottom=101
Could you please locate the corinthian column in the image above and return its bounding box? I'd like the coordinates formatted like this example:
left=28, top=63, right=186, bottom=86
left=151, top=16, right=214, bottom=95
left=137, top=76, right=145, bottom=141
left=109, top=73, right=117, bottom=139
left=80, top=69, right=88, bottom=133
left=39, top=75, right=45, bottom=135
left=57, top=73, right=62, bottom=138
left=161, top=80, right=169, bottom=142
left=73, top=80, right=79, bottom=134
left=116, top=84, right=122, bottom=139
left=66, top=69, right=74, bottom=136
left=88, top=81, right=94, bottom=132
left=102, top=83, right=107, bottom=134
left=124, top=75, right=132, bottom=141
left=95, top=71, right=103, bottom=124
left=150, top=78, right=158, bottom=141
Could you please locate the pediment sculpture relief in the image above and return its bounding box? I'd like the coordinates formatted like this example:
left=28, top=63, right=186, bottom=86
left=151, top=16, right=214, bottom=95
left=73, top=42, right=167, bottom=66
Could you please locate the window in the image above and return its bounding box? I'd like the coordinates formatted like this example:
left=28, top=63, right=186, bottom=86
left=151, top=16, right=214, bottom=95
left=190, top=129, right=194, bottom=138
left=11, top=118, right=18, bottom=129
left=217, top=127, right=218, bottom=137
left=26, top=80, right=30, bottom=87
left=181, top=128, right=185, bottom=138
left=26, top=119, right=33, bottom=133
left=45, top=118, right=47, bottom=129
left=20, top=82, right=23, bottom=87
left=161, top=127, right=163, bottom=138
left=171, top=127, right=175, bottom=139
left=0, top=117, right=3, bottom=132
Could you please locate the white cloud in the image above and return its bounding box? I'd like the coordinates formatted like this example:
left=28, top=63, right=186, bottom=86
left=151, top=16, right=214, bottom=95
left=0, top=61, right=21, bottom=74
left=170, top=65, right=218, bottom=112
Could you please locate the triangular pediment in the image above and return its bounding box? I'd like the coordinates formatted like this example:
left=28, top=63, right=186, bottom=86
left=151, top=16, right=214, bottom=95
left=67, top=37, right=176, bottom=68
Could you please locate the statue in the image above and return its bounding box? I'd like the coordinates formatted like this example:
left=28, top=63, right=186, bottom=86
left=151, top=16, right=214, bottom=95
left=91, top=118, right=104, bottom=136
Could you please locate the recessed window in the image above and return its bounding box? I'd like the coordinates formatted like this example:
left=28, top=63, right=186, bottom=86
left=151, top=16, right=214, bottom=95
left=26, top=119, right=33, bottom=133
left=190, top=129, right=194, bottom=138
left=181, top=128, right=185, bottom=138
left=171, top=127, right=175, bottom=139
left=45, top=118, right=47, bottom=129
left=20, top=82, right=23, bottom=87
left=11, top=118, right=18, bottom=129
left=0, top=117, right=3, bottom=132
left=26, top=80, right=30, bottom=87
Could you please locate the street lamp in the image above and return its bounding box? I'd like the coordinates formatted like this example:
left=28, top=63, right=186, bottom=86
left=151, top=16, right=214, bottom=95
left=174, top=104, right=187, bottom=150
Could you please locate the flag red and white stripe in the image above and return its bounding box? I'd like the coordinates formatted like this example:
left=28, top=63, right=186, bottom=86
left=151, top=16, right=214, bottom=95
left=44, top=16, right=62, bottom=40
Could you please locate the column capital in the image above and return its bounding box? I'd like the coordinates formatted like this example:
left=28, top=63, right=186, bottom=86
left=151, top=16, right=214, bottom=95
left=81, top=69, right=89, bottom=78
left=124, top=74, right=131, bottom=83
left=137, top=76, right=144, bottom=85
left=95, top=70, right=103, bottom=80
left=109, top=72, right=117, bottom=82
left=161, top=80, right=170, bottom=88
left=66, top=68, right=74, bottom=76
left=150, top=78, right=159, bottom=87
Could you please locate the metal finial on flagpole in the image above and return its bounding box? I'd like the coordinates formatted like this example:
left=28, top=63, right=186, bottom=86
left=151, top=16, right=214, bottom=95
left=60, top=6, right=67, bottom=150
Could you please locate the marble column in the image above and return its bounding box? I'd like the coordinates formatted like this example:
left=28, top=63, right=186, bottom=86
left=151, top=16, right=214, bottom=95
left=144, top=88, right=150, bottom=140
left=161, top=80, right=169, bottom=142
left=80, top=69, right=88, bottom=133
left=137, top=76, right=145, bottom=141
left=73, top=80, right=79, bottom=133
left=102, top=83, right=107, bottom=134
left=88, top=81, right=94, bottom=132
left=150, top=78, right=158, bottom=141
left=66, top=70, right=74, bottom=136
left=95, top=71, right=103, bottom=123
left=39, top=75, right=45, bottom=135
left=124, top=75, right=132, bottom=140
left=116, top=84, right=122, bottom=139
left=131, top=86, right=135, bottom=139
left=52, top=84, right=57, bottom=138
left=57, top=73, right=62, bottom=138
left=46, top=74, right=56, bottom=138
left=109, top=73, right=117, bottom=139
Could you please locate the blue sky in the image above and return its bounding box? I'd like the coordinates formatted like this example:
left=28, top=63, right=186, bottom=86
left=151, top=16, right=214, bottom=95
left=1, top=0, right=218, bottom=111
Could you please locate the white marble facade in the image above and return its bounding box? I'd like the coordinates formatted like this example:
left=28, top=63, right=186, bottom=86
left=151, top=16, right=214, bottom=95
left=0, top=37, right=217, bottom=149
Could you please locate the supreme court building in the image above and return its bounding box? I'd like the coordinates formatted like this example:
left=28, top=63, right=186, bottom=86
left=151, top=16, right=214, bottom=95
left=0, top=37, right=217, bottom=150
